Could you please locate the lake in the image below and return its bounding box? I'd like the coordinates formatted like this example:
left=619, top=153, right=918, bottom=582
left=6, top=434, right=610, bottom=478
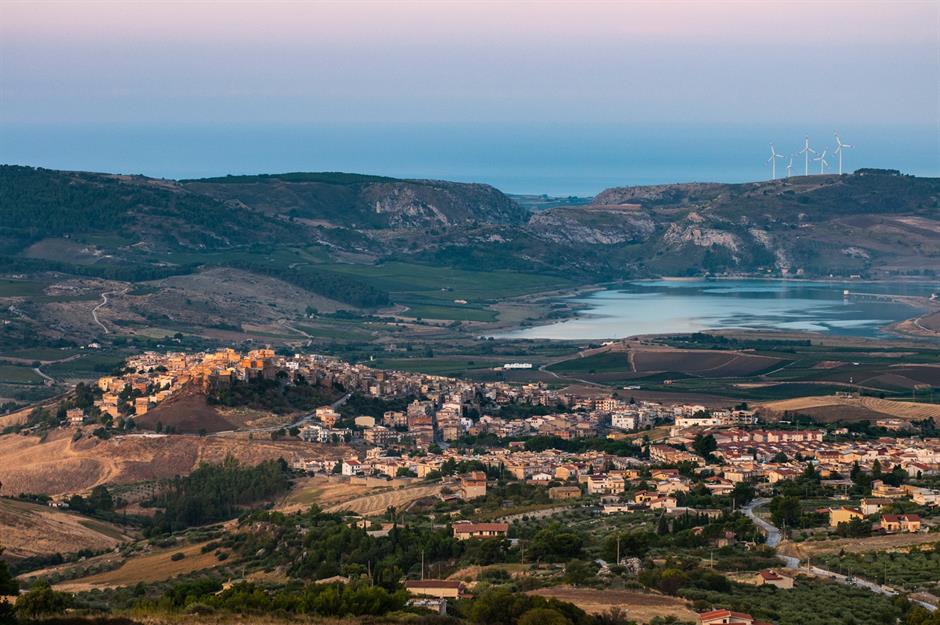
left=502, top=279, right=939, bottom=340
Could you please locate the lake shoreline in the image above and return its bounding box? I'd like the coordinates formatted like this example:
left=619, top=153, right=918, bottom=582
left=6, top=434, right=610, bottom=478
left=494, top=278, right=940, bottom=341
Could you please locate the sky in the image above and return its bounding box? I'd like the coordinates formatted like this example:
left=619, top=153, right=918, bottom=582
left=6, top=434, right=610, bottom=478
left=1, top=0, right=938, bottom=194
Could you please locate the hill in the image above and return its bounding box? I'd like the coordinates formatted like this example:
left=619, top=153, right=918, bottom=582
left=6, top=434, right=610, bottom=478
left=0, top=428, right=348, bottom=497
left=1, top=164, right=938, bottom=351
left=0, top=497, right=134, bottom=562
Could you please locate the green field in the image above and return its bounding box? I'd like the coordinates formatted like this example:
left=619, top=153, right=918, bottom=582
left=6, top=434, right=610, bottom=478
left=372, top=357, right=508, bottom=376
left=0, top=347, right=79, bottom=361
left=547, top=352, right=630, bottom=374
left=0, top=279, right=46, bottom=297
left=43, top=352, right=125, bottom=380
left=818, top=548, right=940, bottom=591
left=318, top=261, right=572, bottom=302
left=0, top=364, right=44, bottom=385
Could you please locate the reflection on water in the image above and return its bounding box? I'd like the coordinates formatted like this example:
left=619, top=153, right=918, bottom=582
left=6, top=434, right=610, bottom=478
left=501, top=279, right=938, bottom=340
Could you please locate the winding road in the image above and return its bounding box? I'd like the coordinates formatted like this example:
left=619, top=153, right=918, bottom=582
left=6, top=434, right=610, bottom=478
left=742, top=498, right=936, bottom=610
left=91, top=289, right=128, bottom=334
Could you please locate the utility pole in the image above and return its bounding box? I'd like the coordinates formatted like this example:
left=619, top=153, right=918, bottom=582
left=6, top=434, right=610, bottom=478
left=421, top=549, right=425, bottom=580
left=616, top=535, right=620, bottom=565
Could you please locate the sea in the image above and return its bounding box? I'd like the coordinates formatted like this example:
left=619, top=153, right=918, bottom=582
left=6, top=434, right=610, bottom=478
left=1, top=123, right=937, bottom=197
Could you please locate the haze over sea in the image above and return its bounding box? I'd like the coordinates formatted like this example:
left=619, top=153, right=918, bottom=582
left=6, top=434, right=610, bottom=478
left=2, top=123, right=937, bottom=197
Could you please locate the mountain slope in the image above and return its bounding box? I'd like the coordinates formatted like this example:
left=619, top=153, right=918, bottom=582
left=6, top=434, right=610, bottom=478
left=2, top=165, right=938, bottom=292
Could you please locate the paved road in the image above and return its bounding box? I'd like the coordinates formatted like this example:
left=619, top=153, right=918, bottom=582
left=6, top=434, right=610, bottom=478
left=742, top=498, right=935, bottom=610
left=91, top=289, right=127, bottom=334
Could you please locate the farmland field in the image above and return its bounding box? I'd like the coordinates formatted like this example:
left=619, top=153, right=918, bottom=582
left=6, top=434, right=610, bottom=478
left=817, top=547, right=940, bottom=591
left=321, top=482, right=442, bottom=516
left=0, top=364, right=44, bottom=385
left=527, top=586, right=698, bottom=624
left=317, top=261, right=573, bottom=302
left=52, top=540, right=228, bottom=591
left=0, top=497, right=134, bottom=561
left=779, top=532, right=940, bottom=559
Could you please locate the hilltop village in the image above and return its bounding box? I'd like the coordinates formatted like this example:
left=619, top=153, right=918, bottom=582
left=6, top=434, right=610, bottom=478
left=73, top=349, right=940, bottom=523
left=8, top=347, right=940, bottom=625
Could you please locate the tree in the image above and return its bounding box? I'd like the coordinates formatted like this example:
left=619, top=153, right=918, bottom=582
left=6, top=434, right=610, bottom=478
left=528, top=524, right=584, bottom=561
left=657, top=568, right=689, bottom=595
left=769, top=495, right=801, bottom=529
left=15, top=580, right=71, bottom=619
left=692, top=434, right=717, bottom=459
left=563, top=560, right=593, bottom=586
left=519, top=608, right=572, bottom=625
left=0, top=548, right=19, bottom=596
left=731, top=481, right=756, bottom=508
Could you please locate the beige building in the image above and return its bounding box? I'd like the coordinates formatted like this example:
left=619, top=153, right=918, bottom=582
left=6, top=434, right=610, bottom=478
left=404, top=580, right=464, bottom=599
left=452, top=521, right=509, bottom=540
left=828, top=507, right=865, bottom=528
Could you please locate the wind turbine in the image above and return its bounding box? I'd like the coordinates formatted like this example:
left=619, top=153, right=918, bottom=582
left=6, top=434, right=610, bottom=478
left=767, top=144, right=785, bottom=180
left=833, top=132, right=853, bottom=175
left=814, top=149, right=829, bottom=174
left=799, top=136, right=815, bottom=176
left=786, top=155, right=794, bottom=178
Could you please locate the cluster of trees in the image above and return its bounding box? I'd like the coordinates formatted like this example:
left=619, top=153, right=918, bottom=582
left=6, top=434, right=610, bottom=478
left=463, top=588, right=595, bottom=625
left=0, top=255, right=199, bottom=283
left=226, top=507, right=465, bottom=585
left=206, top=375, right=339, bottom=414
left=66, top=485, right=115, bottom=518
left=523, top=435, right=643, bottom=458
left=638, top=562, right=731, bottom=596
left=338, top=393, right=415, bottom=422
left=143, top=578, right=408, bottom=617
left=144, top=457, right=291, bottom=535
left=0, top=165, right=295, bottom=249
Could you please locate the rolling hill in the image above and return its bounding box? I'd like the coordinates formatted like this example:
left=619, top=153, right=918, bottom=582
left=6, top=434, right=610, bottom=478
left=1, top=164, right=937, bottom=348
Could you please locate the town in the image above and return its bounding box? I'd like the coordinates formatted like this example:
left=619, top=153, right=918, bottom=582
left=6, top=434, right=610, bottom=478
left=6, top=346, right=940, bottom=625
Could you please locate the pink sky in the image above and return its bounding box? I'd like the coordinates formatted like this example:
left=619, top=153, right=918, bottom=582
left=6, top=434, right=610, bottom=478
left=1, top=0, right=937, bottom=125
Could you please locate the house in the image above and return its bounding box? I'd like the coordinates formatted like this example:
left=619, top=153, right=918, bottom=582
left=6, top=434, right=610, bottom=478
left=871, top=480, right=907, bottom=499
left=452, top=521, right=509, bottom=540
left=754, top=569, right=793, bottom=589
left=66, top=408, right=85, bottom=425
left=828, top=507, right=865, bottom=528
left=458, top=472, right=488, bottom=500
left=549, top=486, right=582, bottom=500
left=699, top=610, right=773, bottom=625
left=341, top=459, right=362, bottom=476
left=859, top=498, right=892, bottom=515
left=880, top=514, right=922, bottom=534
left=587, top=474, right=625, bottom=495
left=698, top=610, right=755, bottom=625
left=403, top=580, right=464, bottom=599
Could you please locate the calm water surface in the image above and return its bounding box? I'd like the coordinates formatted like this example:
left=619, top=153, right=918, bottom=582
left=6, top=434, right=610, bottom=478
left=502, top=279, right=939, bottom=340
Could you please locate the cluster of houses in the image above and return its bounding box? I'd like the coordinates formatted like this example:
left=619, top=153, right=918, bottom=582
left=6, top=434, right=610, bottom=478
left=84, top=349, right=718, bottom=445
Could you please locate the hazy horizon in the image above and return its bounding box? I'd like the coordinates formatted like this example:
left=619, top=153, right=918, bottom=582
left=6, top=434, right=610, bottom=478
left=2, top=0, right=938, bottom=195
left=2, top=122, right=937, bottom=196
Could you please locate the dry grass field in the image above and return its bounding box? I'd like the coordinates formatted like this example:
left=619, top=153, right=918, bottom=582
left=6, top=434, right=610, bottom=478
left=321, top=483, right=442, bottom=516
left=0, top=429, right=348, bottom=497
left=52, top=540, right=229, bottom=592
left=278, top=476, right=377, bottom=512
left=527, top=586, right=698, bottom=624
left=779, top=533, right=940, bottom=560
left=0, top=497, right=134, bottom=560
left=760, top=395, right=940, bottom=422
